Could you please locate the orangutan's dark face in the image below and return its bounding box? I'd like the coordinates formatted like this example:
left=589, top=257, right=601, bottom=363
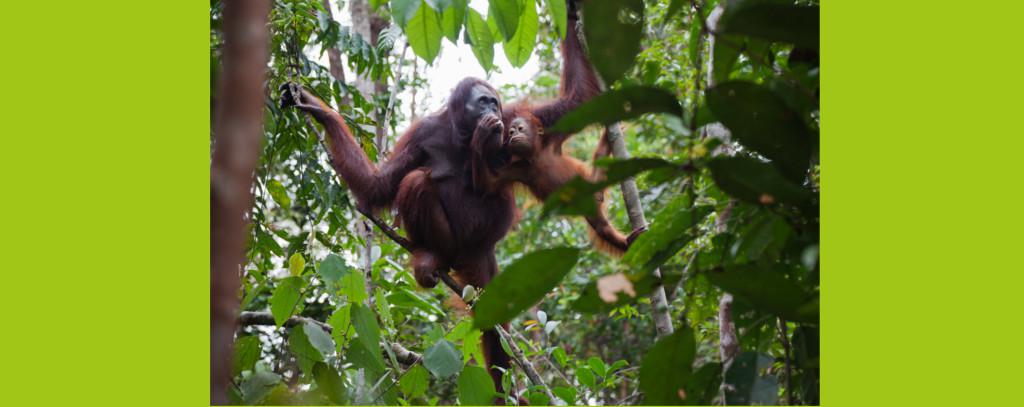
left=464, top=84, right=500, bottom=124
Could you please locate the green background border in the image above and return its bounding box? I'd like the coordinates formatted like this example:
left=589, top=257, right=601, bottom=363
left=1, top=0, right=1022, bottom=405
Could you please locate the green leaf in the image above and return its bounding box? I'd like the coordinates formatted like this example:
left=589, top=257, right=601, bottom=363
left=665, top=0, right=685, bottom=20
left=723, top=352, right=779, bottom=405
left=347, top=337, right=386, bottom=375
left=289, top=322, right=324, bottom=375
left=400, top=365, right=431, bottom=399
left=684, top=362, right=722, bottom=405
left=270, top=276, right=304, bottom=327
left=391, top=0, right=420, bottom=28
left=577, top=366, right=596, bottom=389
left=340, top=267, right=368, bottom=303
left=267, top=179, right=291, bottom=208
left=541, top=158, right=678, bottom=218
left=707, top=156, right=812, bottom=206
left=406, top=1, right=443, bottom=64
left=328, top=304, right=354, bottom=351
left=706, top=81, right=811, bottom=180
left=588, top=357, right=608, bottom=378
left=639, top=326, right=697, bottom=405
left=529, top=392, right=550, bottom=406
left=350, top=303, right=382, bottom=356
left=288, top=252, right=305, bottom=276
left=425, top=0, right=452, bottom=12
left=688, top=11, right=702, bottom=66
left=440, top=0, right=466, bottom=43
left=552, top=386, right=576, bottom=404
left=623, top=196, right=712, bottom=273
left=732, top=212, right=792, bottom=263
left=241, top=371, right=281, bottom=405
left=489, top=0, right=521, bottom=41
left=423, top=339, right=463, bottom=379
left=549, top=86, right=683, bottom=134
left=720, top=4, right=819, bottom=50
left=232, top=335, right=261, bottom=376
left=457, top=365, right=497, bottom=405
left=465, top=9, right=495, bottom=71
left=502, top=0, right=538, bottom=68
left=473, top=247, right=580, bottom=329
left=303, top=322, right=335, bottom=358
left=313, top=362, right=347, bottom=405
left=545, top=0, right=567, bottom=39
left=584, top=0, right=644, bottom=84
left=317, top=253, right=348, bottom=286
left=712, top=34, right=743, bottom=84
left=704, top=263, right=817, bottom=322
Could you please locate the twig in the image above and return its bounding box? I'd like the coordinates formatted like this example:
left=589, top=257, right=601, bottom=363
left=495, top=324, right=565, bottom=405
left=777, top=318, right=794, bottom=405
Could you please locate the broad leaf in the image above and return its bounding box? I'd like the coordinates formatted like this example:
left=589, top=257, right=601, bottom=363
left=720, top=4, right=819, bottom=50
left=339, top=267, right=368, bottom=303
left=684, top=362, right=722, bottom=405
left=584, top=0, right=644, bottom=84
left=425, top=0, right=452, bottom=12
left=232, top=335, right=261, bottom=376
left=542, top=158, right=679, bottom=218
left=303, top=322, right=335, bottom=358
left=502, top=0, right=538, bottom=68
left=423, top=339, right=462, bottom=379
left=400, top=365, right=430, bottom=399
left=289, top=322, right=324, bottom=374
left=270, top=276, right=304, bottom=326
left=406, top=1, right=443, bottom=64
left=707, top=156, right=812, bottom=206
left=391, top=0, right=420, bottom=28
left=712, top=34, right=743, bottom=84
left=706, top=81, right=811, bottom=180
left=288, top=252, right=305, bottom=276
left=347, top=337, right=386, bottom=375
left=312, top=362, right=346, bottom=405
left=457, top=365, right=497, bottom=405
left=473, top=247, right=580, bottom=329
left=549, top=86, right=683, bottom=134
left=545, top=0, right=567, bottom=39
left=639, top=326, right=696, bottom=405
left=440, top=0, right=466, bottom=43
left=241, top=371, right=281, bottom=405
left=465, top=9, right=495, bottom=71
left=350, top=303, right=382, bottom=356
left=328, top=304, right=354, bottom=351
left=623, top=195, right=712, bottom=274
left=489, top=0, right=521, bottom=41
left=704, top=262, right=817, bottom=322
left=723, top=352, right=779, bottom=405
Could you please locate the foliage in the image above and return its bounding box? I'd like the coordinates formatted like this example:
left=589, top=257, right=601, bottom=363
left=212, top=0, right=819, bottom=404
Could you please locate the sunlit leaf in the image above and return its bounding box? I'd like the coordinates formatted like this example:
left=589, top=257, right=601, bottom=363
left=457, top=365, right=497, bottom=405
left=232, top=335, right=261, bottom=376
left=465, top=9, right=495, bottom=71
left=473, top=247, right=580, bottom=329
left=391, top=0, right=420, bottom=28
left=502, top=0, right=538, bottom=68
left=267, top=179, right=291, bottom=208
left=270, top=276, right=304, bottom=326
left=440, top=0, right=466, bottom=43
left=406, top=1, right=443, bottom=64
left=489, top=0, right=521, bottom=41
left=288, top=252, right=305, bottom=276
left=545, top=0, right=567, bottom=39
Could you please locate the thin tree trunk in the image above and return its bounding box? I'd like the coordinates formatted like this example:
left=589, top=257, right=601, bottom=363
left=320, top=0, right=350, bottom=105
left=210, top=0, right=271, bottom=404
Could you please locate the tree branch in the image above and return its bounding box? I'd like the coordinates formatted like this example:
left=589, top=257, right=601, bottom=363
left=238, top=311, right=422, bottom=366
left=494, top=324, right=565, bottom=405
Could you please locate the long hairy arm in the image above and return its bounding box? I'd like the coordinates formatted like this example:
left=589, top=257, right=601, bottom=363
left=529, top=10, right=601, bottom=135
left=282, top=85, right=424, bottom=212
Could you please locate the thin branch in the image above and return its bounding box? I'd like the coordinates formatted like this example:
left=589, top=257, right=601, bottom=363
left=777, top=318, right=794, bottom=405
left=495, top=324, right=565, bottom=405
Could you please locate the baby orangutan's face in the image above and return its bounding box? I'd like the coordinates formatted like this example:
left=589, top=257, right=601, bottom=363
left=505, top=116, right=535, bottom=161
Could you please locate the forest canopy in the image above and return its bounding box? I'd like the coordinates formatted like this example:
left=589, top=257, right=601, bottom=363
left=210, top=0, right=819, bottom=405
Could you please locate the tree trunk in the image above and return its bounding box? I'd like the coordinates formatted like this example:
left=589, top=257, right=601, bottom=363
left=320, top=0, right=349, bottom=105
left=210, top=0, right=271, bottom=404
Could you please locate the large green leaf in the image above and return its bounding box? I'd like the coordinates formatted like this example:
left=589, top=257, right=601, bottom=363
left=312, top=362, right=346, bottom=405
left=489, top=0, right=521, bottom=41
left=544, top=0, right=567, bottom=39
left=391, top=0, right=420, bottom=28
left=439, top=0, right=466, bottom=43
left=473, top=247, right=580, bottom=329
left=706, top=81, right=811, bottom=180
left=399, top=364, right=430, bottom=399
left=541, top=158, right=679, bottom=218
left=425, top=0, right=452, bottom=12
left=317, top=253, right=348, bottom=285
left=684, top=362, right=723, bottom=405
left=623, top=195, right=712, bottom=274
left=720, top=4, right=819, bottom=50
left=639, top=326, right=696, bottom=405
left=707, top=156, right=812, bottom=206
left=347, top=337, right=386, bottom=375
left=288, top=252, right=305, bottom=276
left=549, top=86, right=683, bottom=134
left=723, top=352, right=779, bottom=405
left=704, top=262, right=817, bottom=322
left=327, top=304, right=354, bottom=351
left=232, top=335, right=261, bottom=376
left=457, top=365, right=497, bottom=405
left=465, top=9, right=495, bottom=71
left=241, top=371, right=281, bottom=405
left=303, top=321, right=335, bottom=357
left=406, top=1, right=443, bottom=64
left=289, top=322, right=324, bottom=375
left=423, top=339, right=463, bottom=379
left=502, top=0, right=538, bottom=68
left=339, top=267, right=368, bottom=303
left=270, top=276, right=304, bottom=326
left=583, top=0, right=644, bottom=84
left=350, top=303, right=381, bottom=357
left=712, top=34, right=743, bottom=84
